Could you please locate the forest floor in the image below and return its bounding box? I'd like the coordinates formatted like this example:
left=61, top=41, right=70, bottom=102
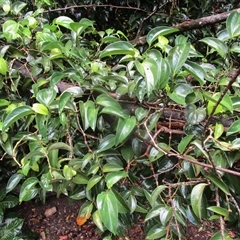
left=14, top=195, right=239, bottom=240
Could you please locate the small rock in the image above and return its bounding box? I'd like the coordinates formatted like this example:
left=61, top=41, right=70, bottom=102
left=59, top=235, right=68, bottom=240
left=44, top=206, right=57, bottom=217
left=40, top=231, right=46, bottom=240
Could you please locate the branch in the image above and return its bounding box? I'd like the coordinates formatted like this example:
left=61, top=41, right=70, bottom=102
left=131, top=8, right=240, bottom=44
left=175, top=8, right=240, bottom=31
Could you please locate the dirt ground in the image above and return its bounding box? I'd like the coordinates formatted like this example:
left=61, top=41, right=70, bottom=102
left=14, top=195, right=239, bottom=240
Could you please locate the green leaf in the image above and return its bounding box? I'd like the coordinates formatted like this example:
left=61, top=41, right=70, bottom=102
left=92, top=210, right=105, bottom=232
left=19, top=177, right=39, bottom=203
left=32, top=103, right=49, bottom=115
left=210, top=230, right=233, bottom=240
left=96, top=134, right=116, bottom=153
left=11, top=1, right=27, bottom=15
left=87, top=175, right=102, bottom=190
left=55, top=16, right=74, bottom=30
left=6, top=173, right=24, bottom=193
left=168, top=83, right=193, bottom=105
left=115, top=116, right=136, bottom=146
left=72, top=173, right=89, bottom=185
left=226, top=119, right=240, bottom=136
left=63, top=165, right=76, bottom=181
left=168, top=43, right=190, bottom=77
left=185, top=104, right=206, bottom=124
left=206, top=92, right=233, bottom=115
left=157, top=58, right=170, bottom=89
left=48, top=142, right=72, bottom=152
left=59, top=92, right=72, bottom=114
left=97, top=190, right=118, bottom=235
left=190, top=183, right=208, bottom=219
left=178, top=135, right=194, bottom=154
left=142, top=58, right=158, bottom=97
left=105, top=171, right=128, bottom=189
left=146, top=224, right=167, bottom=239
left=70, top=18, right=94, bottom=35
left=3, top=106, right=34, bottom=131
left=207, top=174, right=230, bottom=195
left=2, top=20, right=20, bottom=41
left=200, top=37, right=228, bottom=58
left=36, top=88, right=57, bottom=106
left=99, top=41, right=138, bottom=58
left=150, top=185, right=167, bottom=207
left=207, top=206, right=229, bottom=218
left=100, top=106, right=126, bottom=119
left=226, top=11, right=240, bottom=38
left=0, top=57, right=8, bottom=75
left=50, top=72, right=67, bottom=86
left=102, top=163, right=124, bottom=172
left=214, top=123, right=224, bottom=139
left=147, top=26, right=179, bottom=45
left=0, top=195, right=18, bottom=209
left=96, top=94, right=122, bottom=111
left=183, top=61, right=206, bottom=85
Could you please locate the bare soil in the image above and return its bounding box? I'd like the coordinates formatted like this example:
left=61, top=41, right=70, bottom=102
left=14, top=195, right=239, bottom=240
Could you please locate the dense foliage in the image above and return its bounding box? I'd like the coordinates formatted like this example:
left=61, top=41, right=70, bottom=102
left=1, top=0, right=240, bottom=239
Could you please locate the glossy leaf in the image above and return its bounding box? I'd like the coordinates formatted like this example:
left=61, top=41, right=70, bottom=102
left=185, top=104, right=206, bottom=124
left=19, top=177, right=39, bottom=203
left=59, top=92, right=72, bottom=114
left=210, top=231, right=233, bottom=240
left=168, top=83, right=193, bottom=105
left=96, top=94, right=122, bottom=111
left=168, top=43, right=190, bottom=77
left=226, top=119, right=240, bottom=136
left=3, top=106, right=34, bottom=131
left=100, top=106, right=126, bottom=118
left=115, top=116, right=136, bottom=146
left=0, top=57, right=8, bottom=75
left=87, top=175, right=102, bottom=190
left=92, top=210, right=105, bottom=232
left=142, top=58, right=158, bottom=97
left=63, top=165, right=76, bottom=181
left=200, top=37, right=228, bottom=58
left=36, top=88, right=57, bottom=106
left=72, top=173, right=89, bottom=185
left=105, top=171, right=128, bottom=189
left=178, top=135, right=194, bottom=154
left=55, top=16, right=74, bottom=29
left=183, top=60, right=206, bottom=85
left=6, top=173, right=24, bottom=193
left=97, top=190, right=118, bottom=235
left=190, top=183, right=208, bottom=219
left=207, top=206, right=229, bottom=218
left=150, top=185, right=167, bottom=207
left=147, top=26, right=179, bottom=45
left=146, top=224, right=167, bottom=239
left=99, top=41, right=138, bottom=58
left=157, top=58, right=170, bottom=89
left=226, top=11, right=240, bottom=38
left=214, top=123, right=224, bottom=139
left=207, top=174, right=230, bottom=195
left=32, top=103, right=49, bottom=115
left=48, top=142, right=72, bottom=152
left=96, top=134, right=116, bottom=153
